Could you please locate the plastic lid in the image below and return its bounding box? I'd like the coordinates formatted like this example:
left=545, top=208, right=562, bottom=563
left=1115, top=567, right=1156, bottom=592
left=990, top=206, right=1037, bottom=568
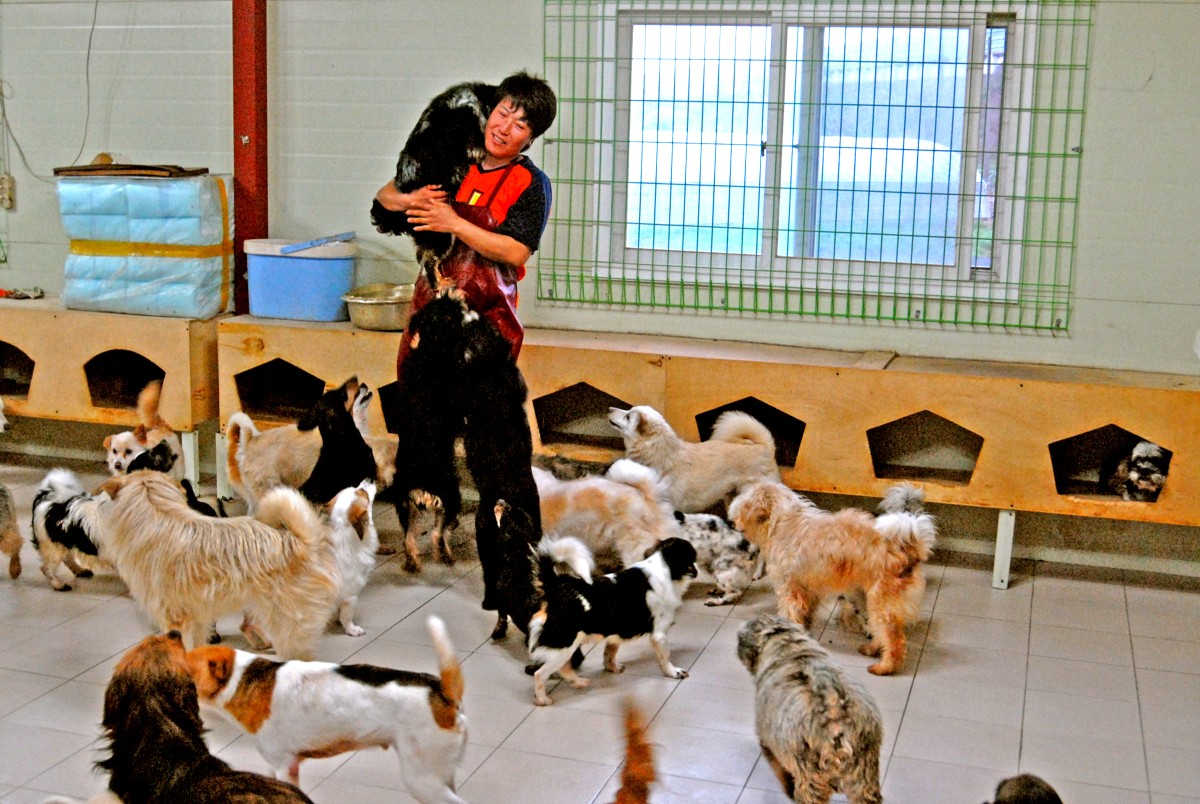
left=244, top=238, right=357, bottom=258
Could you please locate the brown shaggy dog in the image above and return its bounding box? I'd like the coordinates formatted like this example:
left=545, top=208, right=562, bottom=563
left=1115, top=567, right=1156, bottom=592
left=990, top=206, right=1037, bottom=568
left=738, top=615, right=883, bottom=803
left=92, top=631, right=312, bottom=803
left=729, top=481, right=936, bottom=675
left=97, top=471, right=339, bottom=658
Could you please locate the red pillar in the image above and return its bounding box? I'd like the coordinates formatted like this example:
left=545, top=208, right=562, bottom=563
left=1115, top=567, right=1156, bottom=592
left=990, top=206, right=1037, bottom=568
left=232, top=0, right=268, bottom=315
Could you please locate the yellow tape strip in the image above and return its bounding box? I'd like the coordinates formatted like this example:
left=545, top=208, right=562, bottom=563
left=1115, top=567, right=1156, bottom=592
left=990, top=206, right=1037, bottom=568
left=69, top=239, right=232, bottom=259
left=68, top=175, right=233, bottom=310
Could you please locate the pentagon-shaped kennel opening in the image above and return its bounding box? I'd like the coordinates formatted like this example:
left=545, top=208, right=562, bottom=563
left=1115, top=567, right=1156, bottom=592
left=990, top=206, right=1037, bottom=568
left=83, top=350, right=166, bottom=409
left=233, top=358, right=326, bottom=423
left=532, top=382, right=631, bottom=450
left=1049, top=424, right=1173, bottom=502
left=0, top=341, right=35, bottom=397
left=867, top=410, right=983, bottom=485
left=694, top=398, right=805, bottom=469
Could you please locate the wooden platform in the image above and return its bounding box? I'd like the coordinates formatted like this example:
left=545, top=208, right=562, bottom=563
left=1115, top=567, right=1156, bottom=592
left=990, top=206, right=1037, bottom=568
left=209, top=316, right=1200, bottom=586
left=217, top=315, right=402, bottom=436
left=0, top=298, right=218, bottom=430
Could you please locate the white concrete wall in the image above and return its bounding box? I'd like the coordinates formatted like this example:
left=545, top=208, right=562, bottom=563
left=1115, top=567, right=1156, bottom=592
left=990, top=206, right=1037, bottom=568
left=0, top=0, right=1196, bottom=375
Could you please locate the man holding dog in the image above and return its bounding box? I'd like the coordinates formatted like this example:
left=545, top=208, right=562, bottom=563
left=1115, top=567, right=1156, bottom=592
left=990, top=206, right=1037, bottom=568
left=374, top=70, right=557, bottom=362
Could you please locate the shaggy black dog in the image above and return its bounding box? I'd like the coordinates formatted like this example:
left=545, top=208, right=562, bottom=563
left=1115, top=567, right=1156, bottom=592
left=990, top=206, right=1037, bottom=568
left=460, top=310, right=541, bottom=612
left=371, top=81, right=498, bottom=286
left=386, top=291, right=474, bottom=572
left=96, top=631, right=311, bottom=803
left=297, top=377, right=377, bottom=505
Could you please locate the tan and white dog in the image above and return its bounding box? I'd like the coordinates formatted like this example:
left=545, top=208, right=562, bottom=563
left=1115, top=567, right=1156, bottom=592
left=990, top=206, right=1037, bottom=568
left=608, top=405, right=780, bottom=512
left=104, top=380, right=185, bottom=480
left=97, top=471, right=339, bottom=658
left=534, top=458, right=679, bottom=572
left=186, top=616, right=468, bottom=803
left=326, top=480, right=378, bottom=636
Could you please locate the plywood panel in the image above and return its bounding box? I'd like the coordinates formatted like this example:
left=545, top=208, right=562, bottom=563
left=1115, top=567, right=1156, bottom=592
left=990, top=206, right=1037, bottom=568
left=0, top=298, right=218, bottom=429
left=217, top=315, right=402, bottom=435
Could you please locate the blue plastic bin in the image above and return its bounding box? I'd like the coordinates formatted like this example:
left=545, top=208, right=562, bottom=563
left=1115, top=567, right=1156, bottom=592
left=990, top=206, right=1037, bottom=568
left=245, top=238, right=356, bottom=321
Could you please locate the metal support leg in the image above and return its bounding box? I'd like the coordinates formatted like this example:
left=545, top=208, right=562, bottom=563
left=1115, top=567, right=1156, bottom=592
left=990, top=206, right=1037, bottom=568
left=992, top=509, right=1016, bottom=589
left=181, top=431, right=200, bottom=486
left=215, top=433, right=233, bottom=499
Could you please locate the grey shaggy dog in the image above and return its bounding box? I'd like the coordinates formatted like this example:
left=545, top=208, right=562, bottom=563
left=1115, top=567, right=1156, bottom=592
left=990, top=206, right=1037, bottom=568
left=737, top=615, right=883, bottom=804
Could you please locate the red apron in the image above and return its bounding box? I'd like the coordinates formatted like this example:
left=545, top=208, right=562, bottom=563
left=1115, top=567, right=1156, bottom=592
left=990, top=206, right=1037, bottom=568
left=395, top=163, right=524, bottom=376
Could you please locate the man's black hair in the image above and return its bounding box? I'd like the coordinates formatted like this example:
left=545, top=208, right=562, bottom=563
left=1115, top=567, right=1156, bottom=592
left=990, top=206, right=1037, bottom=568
left=496, top=71, right=557, bottom=141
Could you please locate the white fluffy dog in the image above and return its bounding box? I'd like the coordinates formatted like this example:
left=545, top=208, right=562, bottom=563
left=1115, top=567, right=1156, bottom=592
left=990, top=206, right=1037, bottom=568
left=97, top=471, right=339, bottom=659
left=534, top=458, right=680, bottom=571
left=327, top=480, right=379, bottom=636
left=608, top=405, right=780, bottom=512
left=104, top=380, right=185, bottom=481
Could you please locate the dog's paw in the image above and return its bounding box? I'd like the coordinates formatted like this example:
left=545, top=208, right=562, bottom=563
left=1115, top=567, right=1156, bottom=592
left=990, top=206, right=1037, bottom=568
left=867, top=660, right=897, bottom=676
left=858, top=642, right=883, bottom=658
left=669, top=667, right=689, bottom=680
left=568, top=676, right=592, bottom=689
left=375, top=543, right=397, bottom=556
left=534, top=691, right=554, bottom=706
left=403, top=553, right=423, bottom=574
left=343, top=624, right=365, bottom=637
left=705, top=590, right=740, bottom=606
left=605, top=660, right=625, bottom=674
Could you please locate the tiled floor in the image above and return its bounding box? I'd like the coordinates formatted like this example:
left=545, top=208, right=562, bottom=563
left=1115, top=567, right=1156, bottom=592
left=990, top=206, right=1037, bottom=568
left=1, top=453, right=1199, bottom=803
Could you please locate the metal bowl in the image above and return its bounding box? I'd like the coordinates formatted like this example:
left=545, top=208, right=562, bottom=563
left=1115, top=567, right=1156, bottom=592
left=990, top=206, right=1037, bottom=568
left=341, top=283, right=415, bottom=331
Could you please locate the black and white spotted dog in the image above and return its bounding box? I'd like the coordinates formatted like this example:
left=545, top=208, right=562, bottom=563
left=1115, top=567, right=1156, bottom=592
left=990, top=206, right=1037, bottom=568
left=527, top=536, right=698, bottom=705
left=371, top=81, right=498, bottom=285
left=30, top=468, right=110, bottom=590
left=674, top=511, right=762, bottom=605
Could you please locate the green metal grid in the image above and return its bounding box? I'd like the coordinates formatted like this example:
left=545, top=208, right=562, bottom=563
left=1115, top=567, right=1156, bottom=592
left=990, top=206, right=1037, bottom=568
left=540, top=0, right=1092, bottom=329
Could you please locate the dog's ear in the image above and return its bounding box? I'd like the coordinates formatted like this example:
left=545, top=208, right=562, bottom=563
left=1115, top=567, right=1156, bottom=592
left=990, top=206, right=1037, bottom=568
left=207, top=654, right=233, bottom=686
left=348, top=496, right=369, bottom=540
left=133, top=423, right=149, bottom=445
left=103, top=434, right=114, bottom=450
left=340, top=376, right=360, bottom=412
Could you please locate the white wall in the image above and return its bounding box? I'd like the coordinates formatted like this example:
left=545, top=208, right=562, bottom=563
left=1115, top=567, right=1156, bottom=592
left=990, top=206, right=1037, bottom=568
left=0, top=0, right=1196, bottom=375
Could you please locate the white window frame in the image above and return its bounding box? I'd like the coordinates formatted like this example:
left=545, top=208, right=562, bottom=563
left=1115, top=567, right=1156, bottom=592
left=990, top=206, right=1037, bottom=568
left=587, top=3, right=1035, bottom=304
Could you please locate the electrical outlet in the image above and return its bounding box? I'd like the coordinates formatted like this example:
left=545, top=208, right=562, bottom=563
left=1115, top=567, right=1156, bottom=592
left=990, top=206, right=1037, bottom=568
left=0, top=174, right=13, bottom=210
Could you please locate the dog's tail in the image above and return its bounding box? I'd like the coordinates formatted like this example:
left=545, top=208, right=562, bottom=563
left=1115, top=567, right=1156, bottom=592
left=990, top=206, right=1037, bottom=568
left=426, top=616, right=465, bottom=728
left=877, top=482, right=926, bottom=515
left=36, top=467, right=88, bottom=502
left=254, top=486, right=326, bottom=549
left=135, top=379, right=173, bottom=434
left=539, top=535, right=595, bottom=583
left=224, top=411, right=259, bottom=489
left=607, top=458, right=670, bottom=506
left=612, top=700, right=655, bottom=804
left=874, top=506, right=938, bottom=564
left=710, top=410, right=775, bottom=450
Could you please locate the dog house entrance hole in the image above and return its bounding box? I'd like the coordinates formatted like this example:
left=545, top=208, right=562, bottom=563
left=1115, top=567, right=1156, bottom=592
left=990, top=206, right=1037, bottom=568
left=867, top=410, right=982, bottom=485
left=1049, top=424, right=1172, bottom=500
left=0, top=342, right=35, bottom=397
left=83, top=350, right=166, bottom=409
left=233, top=359, right=327, bottom=422
left=533, top=383, right=630, bottom=450
left=695, top=397, right=805, bottom=469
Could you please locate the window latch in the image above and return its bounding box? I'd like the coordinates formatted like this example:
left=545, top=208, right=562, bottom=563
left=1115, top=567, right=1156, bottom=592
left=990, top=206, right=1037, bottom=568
left=761, top=140, right=768, bottom=157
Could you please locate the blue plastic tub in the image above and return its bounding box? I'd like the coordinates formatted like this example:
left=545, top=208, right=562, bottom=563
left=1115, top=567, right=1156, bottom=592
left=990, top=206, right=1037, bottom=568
left=245, top=238, right=356, bottom=321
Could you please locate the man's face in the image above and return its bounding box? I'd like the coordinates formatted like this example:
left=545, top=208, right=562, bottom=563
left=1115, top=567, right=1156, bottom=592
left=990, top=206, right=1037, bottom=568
left=484, top=97, right=533, bottom=162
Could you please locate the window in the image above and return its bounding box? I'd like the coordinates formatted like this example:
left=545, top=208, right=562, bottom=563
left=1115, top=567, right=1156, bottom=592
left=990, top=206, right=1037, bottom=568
left=541, top=0, right=1092, bottom=329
